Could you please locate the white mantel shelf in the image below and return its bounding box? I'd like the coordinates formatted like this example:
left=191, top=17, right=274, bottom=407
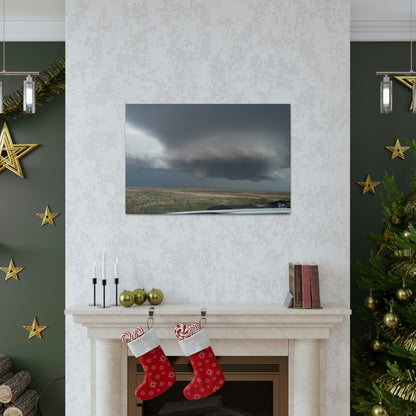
left=66, top=304, right=350, bottom=416
left=66, top=303, right=350, bottom=340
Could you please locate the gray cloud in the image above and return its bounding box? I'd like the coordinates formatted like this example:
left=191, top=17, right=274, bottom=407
left=126, top=104, right=290, bottom=183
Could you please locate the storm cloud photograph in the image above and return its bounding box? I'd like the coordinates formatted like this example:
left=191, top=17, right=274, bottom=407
left=125, top=104, right=291, bottom=214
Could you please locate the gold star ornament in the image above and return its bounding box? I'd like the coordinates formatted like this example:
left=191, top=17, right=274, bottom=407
left=36, top=205, right=60, bottom=226
left=23, top=317, right=48, bottom=340
left=0, top=122, right=39, bottom=178
left=0, top=258, right=24, bottom=281
left=357, top=174, right=380, bottom=195
left=385, top=138, right=410, bottom=160
left=394, top=76, right=416, bottom=110
left=378, top=226, right=391, bottom=254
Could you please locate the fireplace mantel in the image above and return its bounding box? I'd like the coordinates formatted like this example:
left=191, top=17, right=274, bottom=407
left=66, top=304, right=350, bottom=416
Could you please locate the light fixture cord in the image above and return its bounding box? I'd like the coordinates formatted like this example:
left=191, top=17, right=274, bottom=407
left=2, top=0, right=5, bottom=73
left=411, top=0, right=414, bottom=72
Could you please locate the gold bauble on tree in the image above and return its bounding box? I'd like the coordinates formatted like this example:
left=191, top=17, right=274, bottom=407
left=119, top=290, right=135, bottom=307
left=396, top=286, right=412, bottom=302
left=148, top=288, right=164, bottom=305
left=364, top=295, right=377, bottom=310
left=403, top=229, right=411, bottom=239
left=383, top=311, right=399, bottom=327
left=133, top=288, right=147, bottom=305
left=372, top=403, right=389, bottom=416
left=391, top=213, right=403, bottom=226
left=371, top=338, right=385, bottom=352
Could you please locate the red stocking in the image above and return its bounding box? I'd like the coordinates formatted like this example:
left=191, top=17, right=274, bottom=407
left=178, top=329, right=225, bottom=400
left=128, top=329, right=176, bottom=400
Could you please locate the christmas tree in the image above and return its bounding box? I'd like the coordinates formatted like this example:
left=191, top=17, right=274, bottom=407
left=352, top=140, right=416, bottom=415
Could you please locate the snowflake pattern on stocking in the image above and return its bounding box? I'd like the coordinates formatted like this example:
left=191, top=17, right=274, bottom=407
left=135, top=345, right=176, bottom=401
left=183, top=345, right=225, bottom=400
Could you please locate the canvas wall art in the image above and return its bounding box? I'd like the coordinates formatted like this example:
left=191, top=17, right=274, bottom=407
left=125, top=104, right=291, bottom=214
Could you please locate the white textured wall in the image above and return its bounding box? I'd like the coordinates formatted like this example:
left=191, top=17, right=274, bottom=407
left=66, top=0, right=350, bottom=414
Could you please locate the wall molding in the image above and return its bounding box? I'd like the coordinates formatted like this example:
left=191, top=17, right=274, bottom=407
left=351, top=20, right=415, bottom=42
left=0, top=20, right=65, bottom=41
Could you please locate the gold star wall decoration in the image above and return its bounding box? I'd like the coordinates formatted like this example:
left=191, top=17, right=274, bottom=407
left=36, top=205, right=60, bottom=226
left=23, top=317, right=48, bottom=340
left=357, top=174, right=380, bottom=195
left=0, top=122, right=39, bottom=178
left=385, top=138, right=410, bottom=160
left=0, top=258, right=24, bottom=281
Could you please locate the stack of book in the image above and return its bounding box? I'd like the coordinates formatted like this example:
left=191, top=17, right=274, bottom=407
left=288, top=263, right=321, bottom=309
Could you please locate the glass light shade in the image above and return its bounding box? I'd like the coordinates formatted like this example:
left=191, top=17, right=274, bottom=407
left=412, top=81, right=416, bottom=114
left=23, top=75, right=35, bottom=114
left=0, top=81, right=3, bottom=114
left=380, top=75, right=392, bottom=114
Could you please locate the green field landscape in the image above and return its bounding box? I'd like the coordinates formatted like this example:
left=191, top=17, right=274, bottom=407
left=126, top=186, right=290, bottom=214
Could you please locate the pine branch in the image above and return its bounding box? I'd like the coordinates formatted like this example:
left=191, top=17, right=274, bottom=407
left=377, top=362, right=416, bottom=402
left=0, top=55, right=65, bottom=120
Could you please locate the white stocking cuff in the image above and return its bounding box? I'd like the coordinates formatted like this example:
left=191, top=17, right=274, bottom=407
left=179, top=329, right=211, bottom=356
left=128, top=329, right=160, bottom=357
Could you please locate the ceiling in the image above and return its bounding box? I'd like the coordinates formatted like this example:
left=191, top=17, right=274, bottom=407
left=3, top=0, right=413, bottom=42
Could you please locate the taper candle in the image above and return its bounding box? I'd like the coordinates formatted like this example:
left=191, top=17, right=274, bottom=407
left=102, top=247, right=106, bottom=279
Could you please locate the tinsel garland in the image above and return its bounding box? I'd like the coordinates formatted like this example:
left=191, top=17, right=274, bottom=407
left=377, top=369, right=416, bottom=402
left=389, top=257, right=416, bottom=277
left=404, top=192, right=416, bottom=218
left=1, top=55, right=65, bottom=119
left=373, top=310, right=416, bottom=351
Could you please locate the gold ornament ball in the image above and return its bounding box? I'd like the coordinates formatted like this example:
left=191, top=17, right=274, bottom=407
left=133, top=288, right=147, bottom=305
left=396, top=286, right=412, bottom=302
left=391, top=214, right=402, bottom=226
left=370, top=338, right=385, bottom=352
left=148, top=288, right=164, bottom=305
left=383, top=311, right=399, bottom=328
left=372, top=404, right=388, bottom=416
left=403, top=229, right=411, bottom=239
left=364, top=295, right=377, bottom=310
left=119, top=290, right=135, bottom=307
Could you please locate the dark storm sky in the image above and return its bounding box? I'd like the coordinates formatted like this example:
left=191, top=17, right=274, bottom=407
left=125, top=104, right=290, bottom=191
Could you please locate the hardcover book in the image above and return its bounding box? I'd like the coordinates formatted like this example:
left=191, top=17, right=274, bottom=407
left=293, top=263, right=302, bottom=308
left=310, top=264, right=321, bottom=309
left=301, top=264, right=312, bottom=308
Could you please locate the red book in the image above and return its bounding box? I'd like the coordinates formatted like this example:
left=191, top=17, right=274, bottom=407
left=310, top=264, right=321, bottom=309
left=301, top=264, right=311, bottom=308
left=293, top=264, right=302, bottom=308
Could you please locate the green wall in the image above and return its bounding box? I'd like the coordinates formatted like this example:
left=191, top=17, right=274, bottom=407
left=0, top=43, right=64, bottom=415
left=351, top=43, right=416, bottom=336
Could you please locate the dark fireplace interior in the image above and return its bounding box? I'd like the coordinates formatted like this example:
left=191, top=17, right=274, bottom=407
left=128, top=356, right=288, bottom=416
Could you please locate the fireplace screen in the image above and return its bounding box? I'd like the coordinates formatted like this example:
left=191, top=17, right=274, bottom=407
left=128, top=356, right=288, bottom=416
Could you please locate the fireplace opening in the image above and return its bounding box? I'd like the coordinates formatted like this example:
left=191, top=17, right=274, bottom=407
left=128, top=356, right=288, bottom=416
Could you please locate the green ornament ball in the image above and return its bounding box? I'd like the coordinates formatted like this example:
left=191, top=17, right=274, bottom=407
left=396, top=286, right=412, bottom=302
left=372, top=404, right=388, bottom=416
left=119, top=290, right=135, bottom=307
left=370, top=338, right=385, bottom=352
left=133, top=288, right=147, bottom=305
left=148, top=288, right=164, bottom=305
left=364, top=295, right=377, bottom=310
left=383, top=311, right=399, bottom=328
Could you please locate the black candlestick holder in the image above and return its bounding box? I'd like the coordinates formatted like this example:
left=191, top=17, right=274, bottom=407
left=114, top=278, right=119, bottom=306
left=89, top=278, right=97, bottom=307
left=101, top=279, right=107, bottom=308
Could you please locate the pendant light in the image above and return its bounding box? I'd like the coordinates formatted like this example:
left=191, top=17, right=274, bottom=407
left=0, top=0, right=39, bottom=114
left=376, top=0, right=416, bottom=114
